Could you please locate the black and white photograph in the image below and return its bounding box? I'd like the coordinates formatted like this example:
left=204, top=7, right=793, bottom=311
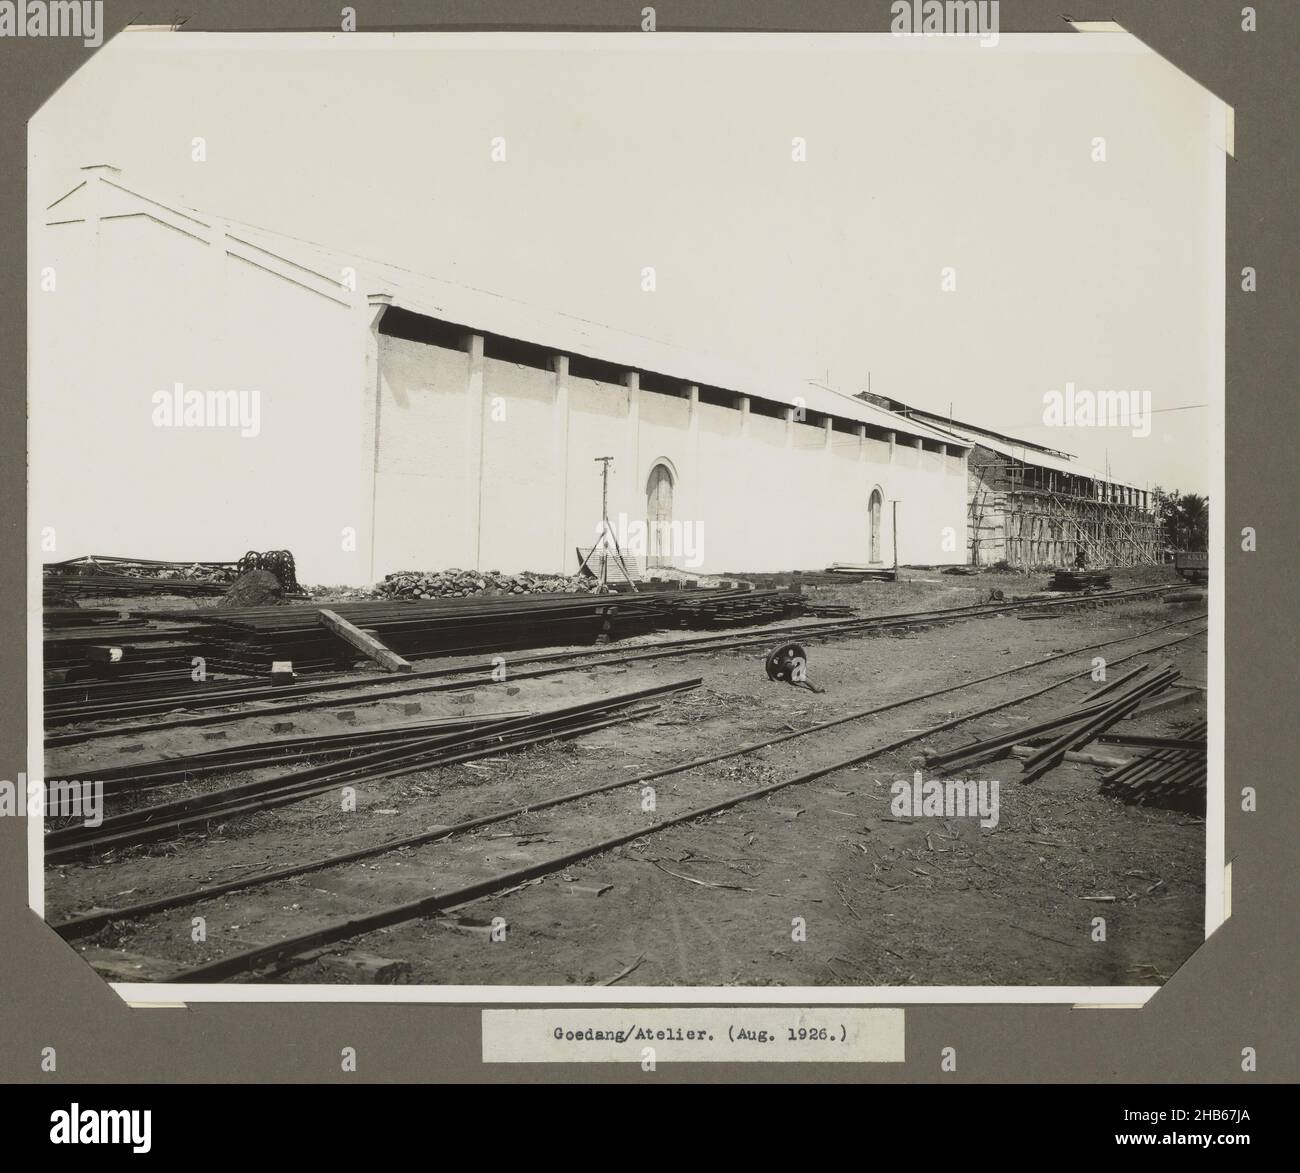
left=29, top=21, right=1221, bottom=999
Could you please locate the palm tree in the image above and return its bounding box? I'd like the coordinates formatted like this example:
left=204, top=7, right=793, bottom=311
left=1174, top=493, right=1209, bottom=550
left=1152, top=488, right=1209, bottom=551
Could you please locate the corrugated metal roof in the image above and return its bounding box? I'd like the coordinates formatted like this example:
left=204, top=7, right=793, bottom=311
left=918, top=419, right=1140, bottom=490
left=797, top=384, right=966, bottom=445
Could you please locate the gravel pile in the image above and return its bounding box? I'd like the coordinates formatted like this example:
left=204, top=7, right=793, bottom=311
left=379, top=568, right=599, bottom=600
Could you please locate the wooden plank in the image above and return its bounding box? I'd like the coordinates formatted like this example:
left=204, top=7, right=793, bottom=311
left=317, top=608, right=413, bottom=673
left=1010, top=745, right=1130, bottom=769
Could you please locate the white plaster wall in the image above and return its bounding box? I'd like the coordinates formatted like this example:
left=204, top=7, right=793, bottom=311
left=370, top=336, right=968, bottom=579
left=31, top=214, right=369, bottom=585
left=371, top=335, right=473, bottom=575
left=478, top=356, right=567, bottom=573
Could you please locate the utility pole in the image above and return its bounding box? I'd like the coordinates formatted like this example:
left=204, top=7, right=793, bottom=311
left=890, top=498, right=900, bottom=575
left=574, top=456, right=637, bottom=591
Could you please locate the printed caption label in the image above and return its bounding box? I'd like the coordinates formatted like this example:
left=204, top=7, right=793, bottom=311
left=482, top=1008, right=904, bottom=1063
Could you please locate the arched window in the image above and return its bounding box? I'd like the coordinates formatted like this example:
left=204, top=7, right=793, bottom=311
left=646, top=463, right=675, bottom=568
left=869, top=488, right=883, bottom=563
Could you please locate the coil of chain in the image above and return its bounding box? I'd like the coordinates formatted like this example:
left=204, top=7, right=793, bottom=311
left=236, top=549, right=300, bottom=592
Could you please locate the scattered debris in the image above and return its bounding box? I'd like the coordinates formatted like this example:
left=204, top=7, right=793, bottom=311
left=566, top=881, right=613, bottom=898
left=601, top=953, right=646, bottom=986
left=316, top=952, right=410, bottom=984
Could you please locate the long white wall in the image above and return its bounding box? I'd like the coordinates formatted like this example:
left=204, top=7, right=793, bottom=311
left=33, top=212, right=967, bottom=589
left=371, top=333, right=968, bottom=580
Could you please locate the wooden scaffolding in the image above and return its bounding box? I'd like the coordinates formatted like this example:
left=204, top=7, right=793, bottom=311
left=967, top=447, right=1160, bottom=568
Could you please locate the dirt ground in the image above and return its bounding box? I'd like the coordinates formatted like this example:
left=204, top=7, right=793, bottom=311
left=45, top=567, right=1209, bottom=988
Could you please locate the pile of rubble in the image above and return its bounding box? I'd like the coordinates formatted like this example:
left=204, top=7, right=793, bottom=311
left=219, top=569, right=287, bottom=607
left=379, top=569, right=600, bottom=600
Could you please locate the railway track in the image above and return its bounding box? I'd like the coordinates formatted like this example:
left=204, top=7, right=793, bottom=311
left=45, top=583, right=1178, bottom=747
left=46, top=681, right=701, bottom=862
left=51, top=613, right=1207, bottom=981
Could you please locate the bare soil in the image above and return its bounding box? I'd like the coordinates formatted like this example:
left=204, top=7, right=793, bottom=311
left=45, top=567, right=1208, bottom=988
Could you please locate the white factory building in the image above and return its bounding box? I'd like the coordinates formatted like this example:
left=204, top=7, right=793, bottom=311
left=32, top=167, right=972, bottom=586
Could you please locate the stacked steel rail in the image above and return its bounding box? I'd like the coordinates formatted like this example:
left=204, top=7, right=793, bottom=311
left=1099, top=720, right=1208, bottom=812
left=44, top=607, right=145, bottom=628
left=658, top=589, right=801, bottom=628
left=43, top=614, right=209, bottom=683
left=144, top=589, right=809, bottom=675
left=43, top=583, right=1186, bottom=745
left=1047, top=569, right=1112, bottom=591
left=41, top=587, right=802, bottom=690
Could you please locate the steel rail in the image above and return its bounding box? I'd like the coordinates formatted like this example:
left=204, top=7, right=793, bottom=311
left=65, top=685, right=693, bottom=832
left=1109, top=740, right=1206, bottom=791
left=45, top=584, right=1173, bottom=725
left=1058, top=668, right=1179, bottom=751
left=1100, top=722, right=1208, bottom=805
left=46, top=704, right=667, bottom=866
left=46, top=684, right=700, bottom=860
left=45, top=584, right=1173, bottom=731
left=1084, top=662, right=1153, bottom=701
left=1096, top=733, right=1206, bottom=751
left=921, top=668, right=1176, bottom=772
left=1017, top=683, right=1168, bottom=785
left=165, top=623, right=1207, bottom=982
left=54, top=619, right=1206, bottom=942
left=36, top=597, right=1008, bottom=722
left=87, top=712, right=530, bottom=794
left=45, top=584, right=1180, bottom=746
left=1135, top=756, right=1206, bottom=792
left=1105, top=748, right=1198, bottom=787
left=53, top=696, right=680, bottom=844
left=1101, top=721, right=1208, bottom=785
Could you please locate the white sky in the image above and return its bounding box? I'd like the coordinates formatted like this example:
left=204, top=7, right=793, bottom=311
left=31, top=31, right=1223, bottom=493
